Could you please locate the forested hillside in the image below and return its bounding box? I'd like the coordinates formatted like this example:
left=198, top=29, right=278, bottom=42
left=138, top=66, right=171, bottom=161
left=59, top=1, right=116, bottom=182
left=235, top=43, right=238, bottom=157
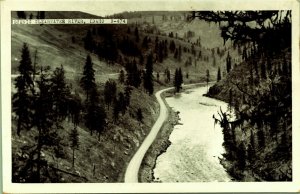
left=195, top=11, right=292, bottom=181
left=11, top=11, right=229, bottom=182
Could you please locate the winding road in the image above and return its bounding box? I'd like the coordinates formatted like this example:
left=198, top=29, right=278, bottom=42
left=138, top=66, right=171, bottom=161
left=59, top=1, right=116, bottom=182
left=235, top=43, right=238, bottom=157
left=124, top=87, right=172, bottom=182
left=124, top=83, right=206, bottom=183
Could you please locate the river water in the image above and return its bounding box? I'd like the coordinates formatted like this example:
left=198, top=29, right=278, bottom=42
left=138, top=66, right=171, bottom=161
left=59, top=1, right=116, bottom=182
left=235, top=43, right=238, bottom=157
left=153, top=86, right=231, bottom=182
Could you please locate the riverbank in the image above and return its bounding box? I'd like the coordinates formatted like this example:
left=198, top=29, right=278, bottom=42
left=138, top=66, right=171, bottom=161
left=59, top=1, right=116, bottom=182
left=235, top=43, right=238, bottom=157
left=138, top=83, right=213, bottom=182
left=138, top=90, right=179, bottom=182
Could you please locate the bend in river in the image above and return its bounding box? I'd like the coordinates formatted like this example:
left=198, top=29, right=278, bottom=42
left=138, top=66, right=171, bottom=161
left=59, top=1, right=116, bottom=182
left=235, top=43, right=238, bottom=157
left=153, top=86, right=231, bottom=182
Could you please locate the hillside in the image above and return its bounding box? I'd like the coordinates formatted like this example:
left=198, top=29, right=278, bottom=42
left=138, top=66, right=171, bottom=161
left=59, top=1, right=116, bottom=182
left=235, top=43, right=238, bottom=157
left=202, top=11, right=292, bottom=181
left=12, top=11, right=159, bottom=182
left=11, top=11, right=230, bottom=182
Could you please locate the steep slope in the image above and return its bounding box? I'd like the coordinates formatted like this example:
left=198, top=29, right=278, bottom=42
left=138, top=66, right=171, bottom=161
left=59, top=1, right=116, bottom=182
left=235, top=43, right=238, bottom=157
left=11, top=11, right=160, bottom=182
left=206, top=48, right=292, bottom=181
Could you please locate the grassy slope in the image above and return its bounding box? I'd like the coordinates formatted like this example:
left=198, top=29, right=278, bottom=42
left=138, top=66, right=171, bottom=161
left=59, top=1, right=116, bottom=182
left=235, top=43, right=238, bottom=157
left=11, top=12, right=159, bottom=182
left=12, top=11, right=232, bottom=182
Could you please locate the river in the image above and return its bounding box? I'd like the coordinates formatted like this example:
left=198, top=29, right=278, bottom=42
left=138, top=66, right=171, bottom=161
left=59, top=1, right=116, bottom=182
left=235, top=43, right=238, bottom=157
left=153, top=86, right=231, bottom=182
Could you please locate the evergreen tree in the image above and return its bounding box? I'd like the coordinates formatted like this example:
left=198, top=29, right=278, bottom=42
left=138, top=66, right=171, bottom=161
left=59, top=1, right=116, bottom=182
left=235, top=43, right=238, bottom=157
left=142, top=36, right=149, bottom=49
left=174, top=68, right=183, bottom=93
left=226, top=52, right=232, bottom=73
left=260, top=62, right=267, bottom=79
left=50, top=65, right=71, bottom=124
left=124, top=85, right=132, bottom=108
left=178, top=46, right=182, bottom=61
left=119, top=69, right=125, bottom=83
left=68, top=92, right=82, bottom=127
left=33, top=66, right=57, bottom=182
left=143, top=54, right=154, bottom=95
left=84, top=88, right=106, bottom=138
left=80, top=55, right=96, bottom=102
left=174, top=48, right=178, bottom=59
left=104, top=79, right=117, bottom=109
left=217, top=67, right=221, bottom=81
left=32, top=49, right=38, bottom=82
left=39, top=11, right=45, bottom=19
left=118, top=92, right=126, bottom=115
left=113, top=98, right=120, bottom=123
left=213, top=56, right=216, bottom=67
left=13, top=43, right=34, bottom=136
left=257, top=129, right=265, bottom=148
left=206, top=69, right=210, bottom=92
left=17, top=11, right=26, bottom=19
left=69, top=126, right=79, bottom=168
left=125, top=60, right=141, bottom=88
left=134, top=27, right=140, bottom=42
left=242, top=47, right=248, bottom=61
left=169, top=40, right=176, bottom=53
left=237, top=143, right=246, bottom=170
left=136, top=108, right=143, bottom=123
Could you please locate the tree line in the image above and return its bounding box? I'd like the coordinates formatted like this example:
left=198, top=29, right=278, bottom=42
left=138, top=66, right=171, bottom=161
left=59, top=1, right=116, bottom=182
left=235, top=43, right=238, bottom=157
left=194, top=11, right=292, bottom=180
left=12, top=43, right=147, bottom=182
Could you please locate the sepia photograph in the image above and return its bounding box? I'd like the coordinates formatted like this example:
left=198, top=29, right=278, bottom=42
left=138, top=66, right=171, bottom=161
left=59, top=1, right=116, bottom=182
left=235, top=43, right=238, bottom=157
left=1, top=0, right=300, bottom=193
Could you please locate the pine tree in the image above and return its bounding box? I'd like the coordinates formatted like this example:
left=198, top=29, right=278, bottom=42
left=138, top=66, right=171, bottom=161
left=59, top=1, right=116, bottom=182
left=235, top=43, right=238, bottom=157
left=136, top=108, right=143, bottom=123
left=174, top=68, right=183, bottom=93
left=68, top=92, right=82, bottom=127
left=113, top=98, right=120, bottom=123
left=143, top=54, right=154, bottom=95
left=13, top=43, right=34, bottom=136
left=257, top=129, right=265, bottom=148
left=84, top=88, right=106, bottom=137
left=174, top=48, right=178, bottom=59
left=226, top=52, right=232, bottom=73
left=17, top=11, right=26, bottom=19
left=142, top=36, right=148, bottom=49
left=39, top=11, right=45, bottom=19
left=50, top=65, right=71, bottom=123
left=118, top=92, right=126, bottom=115
left=213, top=56, right=216, bottom=67
left=69, top=126, right=79, bottom=168
left=134, top=27, right=140, bottom=42
left=34, top=66, right=56, bottom=182
left=104, top=80, right=117, bottom=109
left=169, top=40, right=176, bottom=53
left=80, top=55, right=96, bottom=102
left=217, top=67, right=221, bottom=81
left=237, top=143, right=246, bottom=170
left=206, top=69, right=210, bottom=92
left=178, top=46, right=182, bottom=61
left=119, top=69, right=125, bottom=83
left=124, top=85, right=132, bottom=108
left=260, top=62, right=267, bottom=79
